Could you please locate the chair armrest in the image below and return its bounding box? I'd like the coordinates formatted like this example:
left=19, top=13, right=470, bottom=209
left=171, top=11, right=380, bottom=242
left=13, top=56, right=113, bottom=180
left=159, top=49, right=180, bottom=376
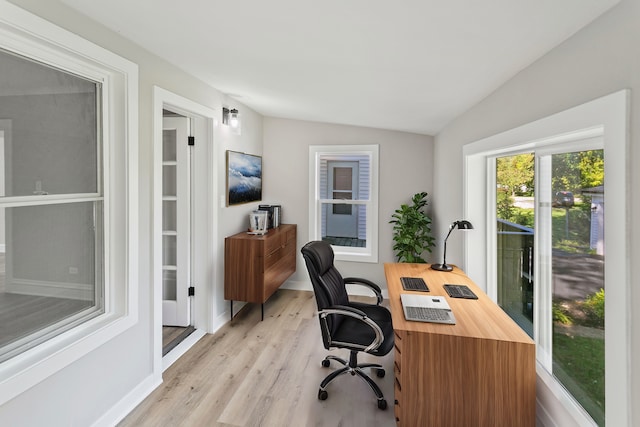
left=343, top=277, right=383, bottom=305
left=319, top=305, right=384, bottom=353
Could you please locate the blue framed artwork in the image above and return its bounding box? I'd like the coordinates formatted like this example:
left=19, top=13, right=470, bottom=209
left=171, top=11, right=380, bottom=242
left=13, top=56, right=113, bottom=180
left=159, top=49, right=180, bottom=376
left=226, top=150, right=262, bottom=206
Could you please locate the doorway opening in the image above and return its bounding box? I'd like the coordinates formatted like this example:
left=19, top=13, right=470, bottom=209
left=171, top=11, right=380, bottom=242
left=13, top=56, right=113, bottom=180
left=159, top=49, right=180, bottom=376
left=153, top=86, right=217, bottom=376
left=161, top=109, right=195, bottom=356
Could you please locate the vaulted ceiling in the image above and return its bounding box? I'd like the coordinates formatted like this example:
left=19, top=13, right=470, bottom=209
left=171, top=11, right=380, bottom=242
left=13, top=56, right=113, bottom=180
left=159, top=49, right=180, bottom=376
left=61, top=0, right=620, bottom=135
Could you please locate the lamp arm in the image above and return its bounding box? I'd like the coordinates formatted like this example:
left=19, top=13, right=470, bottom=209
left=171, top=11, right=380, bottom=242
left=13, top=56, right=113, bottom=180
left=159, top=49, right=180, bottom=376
left=441, top=226, right=455, bottom=266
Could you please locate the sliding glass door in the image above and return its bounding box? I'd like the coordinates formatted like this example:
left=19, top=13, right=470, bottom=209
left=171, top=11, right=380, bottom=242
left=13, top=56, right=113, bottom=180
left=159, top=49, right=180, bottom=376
left=495, top=145, right=605, bottom=425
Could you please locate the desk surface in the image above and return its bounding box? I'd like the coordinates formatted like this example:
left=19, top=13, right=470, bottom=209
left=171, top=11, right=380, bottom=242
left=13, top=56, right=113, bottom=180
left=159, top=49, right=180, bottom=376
left=385, top=263, right=536, bottom=427
left=385, top=262, right=533, bottom=345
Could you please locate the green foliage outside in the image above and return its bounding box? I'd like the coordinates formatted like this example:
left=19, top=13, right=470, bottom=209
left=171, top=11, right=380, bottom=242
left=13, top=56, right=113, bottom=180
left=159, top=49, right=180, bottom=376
left=551, top=205, right=593, bottom=251
left=389, top=192, right=435, bottom=263
left=553, top=303, right=572, bottom=325
left=552, top=150, right=604, bottom=193
left=497, top=153, right=534, bottom=196
left=553, top=332, right=605, bottom=425
left=584, top=288, right=605, bottom=327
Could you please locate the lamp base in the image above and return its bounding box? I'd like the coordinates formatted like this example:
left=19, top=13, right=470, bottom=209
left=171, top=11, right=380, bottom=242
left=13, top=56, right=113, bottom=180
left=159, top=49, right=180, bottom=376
left=431, top=263, right=453, bottom=272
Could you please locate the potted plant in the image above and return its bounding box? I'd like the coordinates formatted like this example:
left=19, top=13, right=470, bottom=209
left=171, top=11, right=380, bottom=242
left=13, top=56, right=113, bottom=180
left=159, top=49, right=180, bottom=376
left=390, top=191, right=436, bottom=263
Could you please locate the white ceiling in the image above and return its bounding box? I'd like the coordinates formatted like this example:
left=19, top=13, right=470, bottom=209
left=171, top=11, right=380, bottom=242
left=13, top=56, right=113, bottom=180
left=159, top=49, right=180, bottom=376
left=60, top=0, right=619, bottom=135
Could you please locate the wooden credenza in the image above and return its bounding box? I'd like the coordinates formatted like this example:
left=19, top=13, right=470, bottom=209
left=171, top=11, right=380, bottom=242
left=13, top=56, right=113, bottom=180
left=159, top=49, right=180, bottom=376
left=224, top=224, right=296, bottom=319
left=384, top=263, right=536, bottom=427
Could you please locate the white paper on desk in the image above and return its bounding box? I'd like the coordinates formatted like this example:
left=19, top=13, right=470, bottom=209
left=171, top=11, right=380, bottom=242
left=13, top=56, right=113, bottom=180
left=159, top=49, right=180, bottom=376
left=400, top=294, right=451, bottom=310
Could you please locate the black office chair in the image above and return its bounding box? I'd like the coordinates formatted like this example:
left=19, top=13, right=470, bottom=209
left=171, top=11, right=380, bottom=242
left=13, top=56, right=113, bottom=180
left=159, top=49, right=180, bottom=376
left=301, top=240, right=394, bottom=410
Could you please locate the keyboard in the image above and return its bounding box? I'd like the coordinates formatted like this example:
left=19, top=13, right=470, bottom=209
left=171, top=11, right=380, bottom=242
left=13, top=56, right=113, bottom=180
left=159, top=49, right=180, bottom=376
left=444, top=284, right=478, bottom=299
left=400, top=277, right=429, bottom=292
left=405, top=306, right=451, bottom=322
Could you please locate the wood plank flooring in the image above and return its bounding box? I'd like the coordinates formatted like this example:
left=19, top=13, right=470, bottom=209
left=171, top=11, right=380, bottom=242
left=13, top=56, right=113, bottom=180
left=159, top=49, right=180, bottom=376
left=0, top=292, right=92, bottom=348
left=119, top=290, right=396, bottom=427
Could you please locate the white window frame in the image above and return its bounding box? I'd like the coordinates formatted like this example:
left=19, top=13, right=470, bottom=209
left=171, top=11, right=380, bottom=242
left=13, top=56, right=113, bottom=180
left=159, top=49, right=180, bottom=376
left=463, top=90, right=629, bottom=426
left=0, top=2, right=138, bottom=405
left=309, top=144, right=379, bottom=263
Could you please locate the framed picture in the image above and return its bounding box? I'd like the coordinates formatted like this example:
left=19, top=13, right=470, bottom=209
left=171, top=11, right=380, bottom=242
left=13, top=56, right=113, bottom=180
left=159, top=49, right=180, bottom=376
left=226, top=150, right=262, bottom=206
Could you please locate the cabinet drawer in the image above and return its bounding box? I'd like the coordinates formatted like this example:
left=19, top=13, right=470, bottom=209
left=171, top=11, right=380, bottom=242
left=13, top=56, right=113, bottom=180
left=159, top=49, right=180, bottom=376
left=264, top=233, right=285, bottom=256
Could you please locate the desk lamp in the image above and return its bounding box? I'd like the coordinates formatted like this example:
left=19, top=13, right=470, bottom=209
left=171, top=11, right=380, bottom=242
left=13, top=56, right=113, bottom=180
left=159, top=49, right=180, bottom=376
left=431, top=220, right=473, bottom=272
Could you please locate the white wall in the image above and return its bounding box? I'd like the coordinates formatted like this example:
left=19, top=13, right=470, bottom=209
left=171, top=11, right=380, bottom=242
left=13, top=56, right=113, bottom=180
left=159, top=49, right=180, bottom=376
left=0, top=1, right=263, bottom=425
left=433, top=0, right=639, bottom=425
left=263, top=117, right=434, bottom=290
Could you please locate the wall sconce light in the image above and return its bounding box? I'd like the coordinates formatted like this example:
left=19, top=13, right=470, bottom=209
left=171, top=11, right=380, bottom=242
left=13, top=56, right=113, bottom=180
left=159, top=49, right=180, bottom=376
left=229, top=108, right=239, bottom=128
left=222, top=107, right=240, bottom=129
left=431, top=220, right=473, bottom=272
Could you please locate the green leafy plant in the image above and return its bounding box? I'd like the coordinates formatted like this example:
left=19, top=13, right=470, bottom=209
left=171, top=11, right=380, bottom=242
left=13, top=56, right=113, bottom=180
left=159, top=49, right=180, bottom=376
left=389, top=192, right=435, bottom=263
left=583, top=288, right=605, bottom=327
left=553, top=302, right=573, bottom=325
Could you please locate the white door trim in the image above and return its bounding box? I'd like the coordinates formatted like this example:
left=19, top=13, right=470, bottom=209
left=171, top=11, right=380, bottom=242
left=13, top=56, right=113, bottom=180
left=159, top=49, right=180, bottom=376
left=152, top=87, right=217, bottom=379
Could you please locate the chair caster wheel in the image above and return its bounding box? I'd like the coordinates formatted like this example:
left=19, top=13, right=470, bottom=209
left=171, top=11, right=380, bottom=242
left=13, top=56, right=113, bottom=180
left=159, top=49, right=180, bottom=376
left=321, top=359, right=330, bottom=368
left=378, top=399, right=387, bottom=410
left=376, top=368, right=385, bottom=378
left=318, top=389, right=328, bottom=400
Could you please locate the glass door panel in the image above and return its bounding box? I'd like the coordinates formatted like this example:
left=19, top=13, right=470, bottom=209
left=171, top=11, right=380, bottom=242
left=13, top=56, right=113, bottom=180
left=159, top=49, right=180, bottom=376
left=496, top=153, right=535, bottom=337
left=161, top=117, right=190, bottom=327
left=496, top=148, right=605, bottom=425
left=550, top=150, right=605, bottom=425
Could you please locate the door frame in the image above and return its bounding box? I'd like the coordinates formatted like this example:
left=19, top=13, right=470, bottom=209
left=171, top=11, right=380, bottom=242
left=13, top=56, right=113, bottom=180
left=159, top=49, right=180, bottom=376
left=152, top=87, right=217, bottom=375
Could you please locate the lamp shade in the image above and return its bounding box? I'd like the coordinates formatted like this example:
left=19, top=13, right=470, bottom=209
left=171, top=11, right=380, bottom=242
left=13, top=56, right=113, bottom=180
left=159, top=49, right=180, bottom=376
left=453, top=220, right=473, bottom=230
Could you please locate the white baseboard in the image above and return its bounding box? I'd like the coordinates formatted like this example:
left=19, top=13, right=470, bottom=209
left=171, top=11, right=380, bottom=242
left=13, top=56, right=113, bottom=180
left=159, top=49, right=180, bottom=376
left=90, top=374, right=162, bottom=427
left=281, top=279, right=311, bottom=292
left=6, top=278, right=93, bottom=300
left=162, top=328, right=206, bottom=371
left=212, top=309, right=231, bottom=333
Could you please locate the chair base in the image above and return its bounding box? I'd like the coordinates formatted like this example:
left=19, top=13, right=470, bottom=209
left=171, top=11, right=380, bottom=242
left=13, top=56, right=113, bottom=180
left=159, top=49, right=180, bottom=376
left=318, top=351, right=387, bottom=410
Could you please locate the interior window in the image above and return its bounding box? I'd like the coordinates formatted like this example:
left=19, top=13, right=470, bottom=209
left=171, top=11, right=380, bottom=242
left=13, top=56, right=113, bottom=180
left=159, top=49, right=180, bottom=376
left=0, top=48, right=103, bottom=362
left=309, top=145, right=378, bottom=263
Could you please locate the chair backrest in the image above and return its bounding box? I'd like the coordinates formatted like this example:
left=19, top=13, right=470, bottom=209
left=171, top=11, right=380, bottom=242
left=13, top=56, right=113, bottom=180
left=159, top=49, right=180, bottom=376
left=301, top=241, right=350, bottom=341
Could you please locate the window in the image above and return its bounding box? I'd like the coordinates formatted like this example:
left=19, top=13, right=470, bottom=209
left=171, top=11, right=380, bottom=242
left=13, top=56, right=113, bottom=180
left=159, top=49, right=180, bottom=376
left=463, top=91, right=629, bottom=426
left=0, top=47, right=104, bottom=363
left=309, top=145, right=378, bottom=262
left=0, top=3, right=138, bottom=404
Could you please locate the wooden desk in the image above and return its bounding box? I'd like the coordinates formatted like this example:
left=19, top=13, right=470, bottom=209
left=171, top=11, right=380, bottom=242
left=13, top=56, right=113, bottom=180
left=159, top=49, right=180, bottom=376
left=384, top=263, right=535, bottom=427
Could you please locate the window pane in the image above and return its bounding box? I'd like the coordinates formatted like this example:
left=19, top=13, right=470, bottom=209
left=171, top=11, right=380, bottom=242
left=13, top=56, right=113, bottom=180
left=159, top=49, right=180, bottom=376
left=332, top=203, right=352, bottom=215
left=321, top=156, right=369, bottom=201
left=321, top=202, right=366, bottom=247
left=551, top=150, right=605, bottom=425
left=0, top=201, right=103, bottom=362
left=496, top=153, right=535, bottom=337
left=0, top=48, right=99, bottom=197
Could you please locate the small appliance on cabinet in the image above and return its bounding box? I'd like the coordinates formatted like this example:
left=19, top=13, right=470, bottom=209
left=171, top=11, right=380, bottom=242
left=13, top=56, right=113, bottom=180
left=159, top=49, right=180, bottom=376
left=258, top=204, right=281, bottom=229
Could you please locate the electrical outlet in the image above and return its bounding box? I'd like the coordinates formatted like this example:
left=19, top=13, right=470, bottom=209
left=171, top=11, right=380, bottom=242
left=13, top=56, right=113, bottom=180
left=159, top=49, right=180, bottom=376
left=69, top=267, right=78, bottom=275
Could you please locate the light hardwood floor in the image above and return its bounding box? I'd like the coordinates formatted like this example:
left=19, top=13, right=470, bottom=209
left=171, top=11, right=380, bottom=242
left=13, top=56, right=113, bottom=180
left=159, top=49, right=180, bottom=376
left=119, top=289, right=396, bottom=427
